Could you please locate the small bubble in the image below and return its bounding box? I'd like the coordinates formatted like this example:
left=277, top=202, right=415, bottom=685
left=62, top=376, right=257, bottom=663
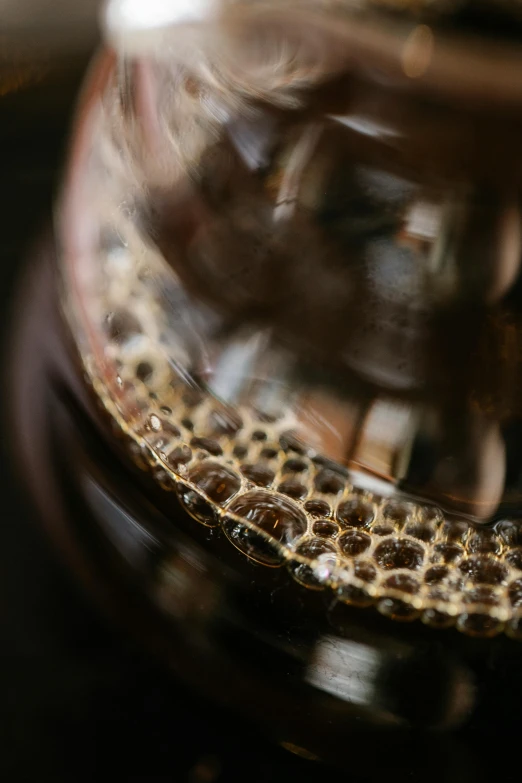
left=425, top=565, right=449, bottom=584
left=222, top=519, right=285, bottom=566
left=136, top=361, right=154, bottom=382
left=168, top=445, right=192, bottom=471
left=378, top=596, right=419, bottom=622
left=177, top=484, right=218, bottom=527
left=420, top=506, right=444, bottom=525
left=233, top=444, right=249, bottom=459
left=422, top=609, right=456, bottom=629
left=374, top=538, right=424, bottom=571
left=457, top=613, right=503, bottom=637
left=224, top=490, right=307, bottom=566
left=381, top=500, right=416, bottom=527
left=312, top=519, right=338, bottom=538
left=289, top=538, right=337, bottom=589
left=404, top=522, right=436, bottom=543
left=337, top=571, right=374, bottom=607
left=177, top=462, right=241, bottom=527
left=251, top=430, right=267, bottom=442
left=339, top=530, right=371, bottom=557
left=384, top=573, right=419, bottom=593
left=182, top=389, right=204, bottom=409
left=336, top=499, right=374, bottom=529
left=240, top=463, right=275, bottom=487
left=427, top=585, right=452, bottom=602
left=189, top=461, right=241, bottom=505
left=208, top=408, right=243, bottom=437
left=279, top=432, right=306, bottom=454
left=467, top=530, right=501, bottom=555
left=152, top=466, right=175, bottom=490
left=372, top=524, right=394, bottom=537
left=505, top=547, right=522, bottom=571
left=190, top=437, right=223, bottom=456
left=311, top=455, right=348, bottom=476
left=255, top=411, right=278, bottom=423
left=105, top=310, right=141, bottom=343
left=260, top=447, right=278, bottom=459
left=278, top=478, right=307, bottom=500
left=208, top=407, right=243, bottom=436
left=314, top=469, right=345, bottom=495
left=496, top=520, right=522, bottom=547
left=183, top=75, right=201, bottom=97
left=128, top=441, right=150, bottom=471
left=431, top=543, right=464, bottom=564
left=508, top=578, right=522, bottom=607
left=147, top=414, right=162, bottom=432
left=354, top=560, right=377, bottom=583
left=459, top=556, right=508, bottom=585
left=462, top=586, right=499, bottom=605
left=182, top=417, right=194, bottom=431
left=304, top=499, right=331, bottom=518
left=163, top=420, right=182, bottom=437
left=283, top=458, right=307, bottom=474
left=508, top=614, right=522, bottom=639
left=442, top=520, right=470, bottom=543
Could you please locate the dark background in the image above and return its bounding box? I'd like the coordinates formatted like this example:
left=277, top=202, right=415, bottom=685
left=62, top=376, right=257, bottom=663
left=0, top=43, right=320, bottom=782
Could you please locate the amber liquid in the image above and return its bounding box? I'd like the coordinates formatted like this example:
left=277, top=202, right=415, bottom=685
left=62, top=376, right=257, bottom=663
left=7, top=39, right=522, bottom=780
left=56, top=53, right=522, bottom=644
left=7, top=242, right=522, bottom=779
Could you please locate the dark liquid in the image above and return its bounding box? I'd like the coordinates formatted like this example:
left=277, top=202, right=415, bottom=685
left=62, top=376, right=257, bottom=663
left=6, top=33, right=522, bottom=780
left=9, top=243, right=522, bottom=777
left=54, top=51, right=522, bottom=643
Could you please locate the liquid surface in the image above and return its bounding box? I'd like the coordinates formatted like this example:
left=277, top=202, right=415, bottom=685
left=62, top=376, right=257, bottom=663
left=61, top=32, right=522, bottom=637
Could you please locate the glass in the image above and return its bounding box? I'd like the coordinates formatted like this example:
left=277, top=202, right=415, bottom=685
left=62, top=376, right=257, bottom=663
left=11, top=0, right=522, bottom=769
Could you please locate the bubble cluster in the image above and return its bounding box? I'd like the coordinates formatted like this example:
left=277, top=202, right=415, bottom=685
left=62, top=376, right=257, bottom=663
left=88, top=332, right=522, bottom=638
left=74, top=195, right=522, bottom=640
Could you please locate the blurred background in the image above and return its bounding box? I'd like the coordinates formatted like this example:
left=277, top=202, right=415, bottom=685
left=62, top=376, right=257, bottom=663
left=0, top=4, right=315, bottom=780
left=2, top=4, right=522, bottom=781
